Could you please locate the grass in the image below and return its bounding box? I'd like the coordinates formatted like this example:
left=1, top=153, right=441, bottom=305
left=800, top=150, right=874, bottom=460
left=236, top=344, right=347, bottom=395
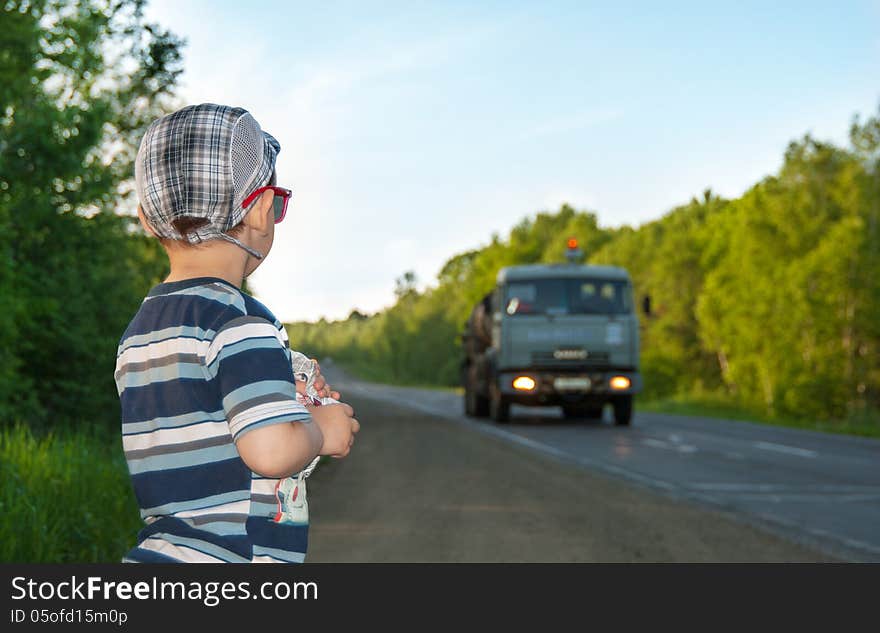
left=0, top=424, right=141, bottom=562
left=640, top=394, right=880, bottom=438
left=0, top=424, right=337, bottom=563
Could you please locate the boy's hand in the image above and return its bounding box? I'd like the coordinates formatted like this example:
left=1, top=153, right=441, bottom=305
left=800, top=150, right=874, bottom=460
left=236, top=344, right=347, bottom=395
left=312, top=362, right=341, bottom=400
left=293, top=360, right=341, bottom=400
left=307, top=402, right=359, bottom=458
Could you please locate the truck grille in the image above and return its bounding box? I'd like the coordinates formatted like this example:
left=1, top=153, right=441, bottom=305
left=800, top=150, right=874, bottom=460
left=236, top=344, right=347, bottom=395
left=531, top=350, right=610, bottom=367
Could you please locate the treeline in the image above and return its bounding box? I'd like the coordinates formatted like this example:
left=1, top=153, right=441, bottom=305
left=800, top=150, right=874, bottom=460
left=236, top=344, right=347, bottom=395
left=0, top=0, right=185, bottom=432
left=288, top=110, right=880, bottom=426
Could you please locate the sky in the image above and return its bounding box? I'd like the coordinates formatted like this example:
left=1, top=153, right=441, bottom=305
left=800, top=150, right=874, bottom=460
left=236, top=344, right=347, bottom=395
left=142, top=0, right=879, bottom=323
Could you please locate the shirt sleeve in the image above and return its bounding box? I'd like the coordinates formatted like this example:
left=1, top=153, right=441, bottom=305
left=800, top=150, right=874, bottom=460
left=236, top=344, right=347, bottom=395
left=204, top=315, right=312, bottom=441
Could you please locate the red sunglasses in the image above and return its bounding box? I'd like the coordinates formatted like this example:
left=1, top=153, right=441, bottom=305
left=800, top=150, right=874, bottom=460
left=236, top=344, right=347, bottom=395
left=241, top=186, right=292, bottom=224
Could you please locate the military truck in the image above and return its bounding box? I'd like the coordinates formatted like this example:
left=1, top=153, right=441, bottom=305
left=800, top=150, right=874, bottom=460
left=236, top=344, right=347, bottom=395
left=461, top=240, right=644, bottom=425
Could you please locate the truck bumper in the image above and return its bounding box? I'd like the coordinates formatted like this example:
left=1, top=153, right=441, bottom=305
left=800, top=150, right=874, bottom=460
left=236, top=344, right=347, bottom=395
left=497, top=369, right=642, bottom=406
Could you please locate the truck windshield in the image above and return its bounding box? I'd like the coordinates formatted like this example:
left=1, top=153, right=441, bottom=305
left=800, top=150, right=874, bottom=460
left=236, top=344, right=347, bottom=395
left=504, top=278, right=632, bottom=316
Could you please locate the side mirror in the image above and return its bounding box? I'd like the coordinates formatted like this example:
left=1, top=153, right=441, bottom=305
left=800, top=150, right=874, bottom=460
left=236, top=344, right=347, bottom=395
left=641, top=295, right=652, bottom=317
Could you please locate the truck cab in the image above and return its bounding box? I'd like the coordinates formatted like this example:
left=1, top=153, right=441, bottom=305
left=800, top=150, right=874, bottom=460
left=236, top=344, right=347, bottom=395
left=462, top=257, right=643, bottom=425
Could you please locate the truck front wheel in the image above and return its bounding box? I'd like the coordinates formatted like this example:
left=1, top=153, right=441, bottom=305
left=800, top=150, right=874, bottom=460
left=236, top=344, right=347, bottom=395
left=465, top=381, right=489, bottom=417
left=489, top=383, right=510, bottom=423
left=613, top=396, right=633, bottom=426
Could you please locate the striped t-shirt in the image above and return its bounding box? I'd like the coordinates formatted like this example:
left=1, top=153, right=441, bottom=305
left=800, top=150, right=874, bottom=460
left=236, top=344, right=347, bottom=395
left=114, top=276, right=312, bottom=563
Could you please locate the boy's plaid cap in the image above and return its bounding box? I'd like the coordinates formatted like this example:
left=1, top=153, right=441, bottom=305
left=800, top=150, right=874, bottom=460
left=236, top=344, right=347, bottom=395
left=134, top=103, right=280, bottom=258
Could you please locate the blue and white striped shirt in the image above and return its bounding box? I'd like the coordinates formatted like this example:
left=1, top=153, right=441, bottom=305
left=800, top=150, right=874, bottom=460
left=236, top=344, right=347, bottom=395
left=114, top=276, right=312, bottom=563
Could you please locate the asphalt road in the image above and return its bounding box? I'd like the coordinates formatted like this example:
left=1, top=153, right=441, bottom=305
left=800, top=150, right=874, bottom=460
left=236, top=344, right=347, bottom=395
left=303, top=362, right=851, bottom=562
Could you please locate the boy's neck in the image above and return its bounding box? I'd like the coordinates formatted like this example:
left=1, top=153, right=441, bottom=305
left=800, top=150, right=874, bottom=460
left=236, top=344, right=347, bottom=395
left=163, top=241, right=250, bottom=289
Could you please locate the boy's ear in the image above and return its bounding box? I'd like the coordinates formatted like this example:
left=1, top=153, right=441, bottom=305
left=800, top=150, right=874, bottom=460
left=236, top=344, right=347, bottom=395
left=137, top=204, right=160, bottom=238
left=242, top=189, right=274, bottom=233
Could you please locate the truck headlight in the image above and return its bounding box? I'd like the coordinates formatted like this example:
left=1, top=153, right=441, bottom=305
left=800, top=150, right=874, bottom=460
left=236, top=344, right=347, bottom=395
left=609, top=376, right=631, bottom=390
left=512, top=376, right=537, bottom=391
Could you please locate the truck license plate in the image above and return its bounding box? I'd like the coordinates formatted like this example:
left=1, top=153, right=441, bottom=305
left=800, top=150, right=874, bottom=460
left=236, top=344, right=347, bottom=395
left=553, top=377, right=591, bottom=391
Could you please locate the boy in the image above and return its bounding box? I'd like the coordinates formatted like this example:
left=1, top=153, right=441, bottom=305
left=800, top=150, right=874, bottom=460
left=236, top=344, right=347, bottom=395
left=113, top=103, right=359, bottom=563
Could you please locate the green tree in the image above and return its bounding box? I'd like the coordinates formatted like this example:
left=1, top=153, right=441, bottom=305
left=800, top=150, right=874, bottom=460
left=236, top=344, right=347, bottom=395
left=697, top=126, right=879, bottom=419
left=0, top=0, right=184, bottom=429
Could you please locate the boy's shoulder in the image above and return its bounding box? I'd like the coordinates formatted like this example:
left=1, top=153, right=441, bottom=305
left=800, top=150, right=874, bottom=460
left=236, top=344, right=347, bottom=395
left=117, top=277, right=284, bottom=352
left=238, top=291, right=283, bottom=330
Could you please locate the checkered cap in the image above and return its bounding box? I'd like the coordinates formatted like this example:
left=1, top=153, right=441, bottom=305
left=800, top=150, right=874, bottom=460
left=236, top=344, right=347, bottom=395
left=134, top=103, right=280, bottom=259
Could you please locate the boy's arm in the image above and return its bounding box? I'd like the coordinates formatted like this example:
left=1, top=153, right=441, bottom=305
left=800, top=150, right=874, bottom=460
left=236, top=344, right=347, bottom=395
left=234, top=415, right=323, bottom=479
left=206, top=315, right=322, bottom=479
left=236, top=402, right=359, bottom=476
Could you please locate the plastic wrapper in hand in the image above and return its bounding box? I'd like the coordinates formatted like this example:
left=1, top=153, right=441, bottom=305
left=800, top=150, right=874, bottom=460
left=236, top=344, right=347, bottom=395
left=290, top=351, right=338, bottom=478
